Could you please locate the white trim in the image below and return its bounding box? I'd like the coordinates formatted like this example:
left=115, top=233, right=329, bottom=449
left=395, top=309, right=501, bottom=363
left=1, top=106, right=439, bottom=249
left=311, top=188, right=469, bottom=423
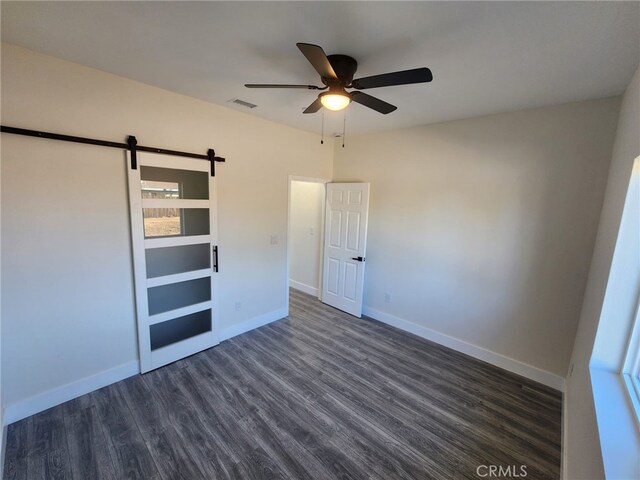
left=590, top=368, right=640, bottom=479
left=289, top=279, right=319, bottom=296
left=148, top=301, right=212, bottom=326
left=149, top=331, right=214, bottom=369
left=1, top=308, right=286, bottom=427
left=127, top=152, right=153, bottom=374
left=0, top=425, right=6, bottom=480
left=146, top=268, right=211, bottom=288
left=139, top=154, right=209, bottom=172
left=622, top=374, right=640, bottom=424
left=220, top=307, right=288, bottom=341
left=561, top=394, right=568, bottom=479
left=363, top=305, right=565, bottom=391
left=142, top=198, right=209, bottom=209
left=288, top=175, right=330, bottom=184
left=145, top=234, right=210, bottom=249
left=560, top=393, right=569, bottom=480
left=622, top=291, right=640, bottom=425
left=208, top=169, right=221, bottom=347
left=3, top=360, right=140, bottom=426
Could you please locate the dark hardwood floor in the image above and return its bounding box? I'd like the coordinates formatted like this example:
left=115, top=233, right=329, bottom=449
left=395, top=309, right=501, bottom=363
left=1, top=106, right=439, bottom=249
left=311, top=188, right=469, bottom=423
left=4, top=289, right=562, bottom=479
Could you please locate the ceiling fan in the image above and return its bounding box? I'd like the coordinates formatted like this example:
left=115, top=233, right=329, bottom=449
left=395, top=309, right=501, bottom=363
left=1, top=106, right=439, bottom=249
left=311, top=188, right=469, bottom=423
left=245, top=43, right=433, bottom=115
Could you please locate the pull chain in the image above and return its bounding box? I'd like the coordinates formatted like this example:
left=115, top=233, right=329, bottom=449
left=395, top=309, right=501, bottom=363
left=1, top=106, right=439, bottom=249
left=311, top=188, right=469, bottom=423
left=320, top=110, right=325, bottom=145
left=342, top=109, right=346, bottom=148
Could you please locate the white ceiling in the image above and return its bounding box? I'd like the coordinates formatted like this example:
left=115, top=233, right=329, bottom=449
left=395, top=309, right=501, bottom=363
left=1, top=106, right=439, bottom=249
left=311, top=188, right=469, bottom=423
left=2, top=1, right=639, bottom=135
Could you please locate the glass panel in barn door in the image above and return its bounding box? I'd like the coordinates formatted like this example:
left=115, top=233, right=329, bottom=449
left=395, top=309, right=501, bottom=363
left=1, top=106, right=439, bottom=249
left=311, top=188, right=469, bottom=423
left=143, top=208, right=209, bottom=238
left=141, top=166, right=209, bottom=199
left=128, top=152, right=219, bottom=374
left=141, top=166, right=210, bottom=239
left=145, top=243, right=211, bottom=278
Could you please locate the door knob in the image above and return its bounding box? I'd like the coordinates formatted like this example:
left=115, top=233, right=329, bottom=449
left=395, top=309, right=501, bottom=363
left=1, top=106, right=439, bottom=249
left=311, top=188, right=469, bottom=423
left=351, top=256, right=365, bottom=262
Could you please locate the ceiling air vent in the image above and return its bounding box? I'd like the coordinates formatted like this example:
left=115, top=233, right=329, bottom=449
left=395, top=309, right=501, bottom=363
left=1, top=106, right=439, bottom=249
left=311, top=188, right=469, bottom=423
left=228, top=98, right=257, bottom=109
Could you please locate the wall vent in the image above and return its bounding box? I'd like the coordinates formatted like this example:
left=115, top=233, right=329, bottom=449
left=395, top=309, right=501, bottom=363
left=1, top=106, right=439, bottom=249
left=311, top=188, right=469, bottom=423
left=228, top=98, right=257, bottom=109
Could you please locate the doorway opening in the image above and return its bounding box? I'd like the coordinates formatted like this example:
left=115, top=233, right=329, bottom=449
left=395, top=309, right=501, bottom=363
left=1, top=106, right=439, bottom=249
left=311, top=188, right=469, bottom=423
left=287, top=178, right=371, bottom=318
left=286, top=176, right=327, bottom=310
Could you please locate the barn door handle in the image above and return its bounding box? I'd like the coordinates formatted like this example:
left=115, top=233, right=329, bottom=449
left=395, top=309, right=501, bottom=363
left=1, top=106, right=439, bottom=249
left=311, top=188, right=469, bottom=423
left=352, top=256, right=365, bottom=262
left=212, top=245, right=219, bottom=272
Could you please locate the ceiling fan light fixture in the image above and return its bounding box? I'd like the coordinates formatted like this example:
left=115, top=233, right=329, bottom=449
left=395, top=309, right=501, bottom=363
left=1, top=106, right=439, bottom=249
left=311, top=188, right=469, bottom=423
left=320, top=91, right=351, bottom=111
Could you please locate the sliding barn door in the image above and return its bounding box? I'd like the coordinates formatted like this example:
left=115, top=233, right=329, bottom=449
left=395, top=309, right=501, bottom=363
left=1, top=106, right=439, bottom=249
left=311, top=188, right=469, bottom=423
left=128, top=152, right=219, bottom=373
left=321, top=183, right=370, bottom=317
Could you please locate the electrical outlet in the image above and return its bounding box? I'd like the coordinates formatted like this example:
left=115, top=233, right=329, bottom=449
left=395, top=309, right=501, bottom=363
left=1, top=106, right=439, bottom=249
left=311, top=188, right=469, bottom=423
left=384, top=293, right=392, bottom=303
left=270, top=235, right=278, bottom=245
left=234, top=301, right=242, bottom=311
left=309, top=226, right=315, bottom=236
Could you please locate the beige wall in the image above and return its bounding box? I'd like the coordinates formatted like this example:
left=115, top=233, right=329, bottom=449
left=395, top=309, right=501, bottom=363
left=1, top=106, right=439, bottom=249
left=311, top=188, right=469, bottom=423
left=1, top=41, right=634, bottom=460
left=563, top=65, right=640, bottom=480
left=289, top=181, right=324, bottom=294
left=333, top=98, right=620, bottom=379
left=0, top=44, right=333, bottom=411
left=0, top=40, right=3, bottom=464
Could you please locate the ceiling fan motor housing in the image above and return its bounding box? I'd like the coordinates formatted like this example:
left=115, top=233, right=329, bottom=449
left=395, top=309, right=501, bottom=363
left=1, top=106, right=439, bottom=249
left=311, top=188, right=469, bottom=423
left=325, top=54, right=358, bottom=87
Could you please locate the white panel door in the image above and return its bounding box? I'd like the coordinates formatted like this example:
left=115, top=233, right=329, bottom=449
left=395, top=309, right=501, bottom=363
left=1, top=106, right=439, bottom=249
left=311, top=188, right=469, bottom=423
left=128, top=151, right=219, bottom=373
left=321, top=183, right=370, bottom=317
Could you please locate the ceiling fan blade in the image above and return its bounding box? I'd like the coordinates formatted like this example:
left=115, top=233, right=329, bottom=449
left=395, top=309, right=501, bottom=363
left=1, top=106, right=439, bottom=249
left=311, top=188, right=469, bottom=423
left=303, top=97, right=323, bottom=114
left=351, top=67, right=433, bottom=90
left=245, top=84, right=324, bottom=90
left=296, top=43, right=338, bottom=80
left=350, top=91, right=397, bottom=114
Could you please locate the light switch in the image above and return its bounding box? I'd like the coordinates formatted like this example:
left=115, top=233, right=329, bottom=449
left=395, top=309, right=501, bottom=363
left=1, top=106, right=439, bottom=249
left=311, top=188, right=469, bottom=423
left=309, top=226, right=315, bottom=236
left=270, top=235, right=278, bottom=245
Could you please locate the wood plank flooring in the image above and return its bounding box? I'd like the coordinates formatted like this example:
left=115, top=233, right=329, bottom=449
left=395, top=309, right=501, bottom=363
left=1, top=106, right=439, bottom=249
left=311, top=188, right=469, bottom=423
left=4, top=289, right=562, bottom=479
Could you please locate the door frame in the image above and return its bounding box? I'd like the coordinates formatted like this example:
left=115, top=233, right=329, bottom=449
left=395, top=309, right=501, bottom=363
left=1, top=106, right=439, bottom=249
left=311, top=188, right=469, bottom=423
left=286, top=175, right=329, bottom=314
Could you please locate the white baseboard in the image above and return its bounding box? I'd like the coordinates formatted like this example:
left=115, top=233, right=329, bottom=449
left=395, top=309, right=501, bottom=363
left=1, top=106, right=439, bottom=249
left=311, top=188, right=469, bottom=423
left=2, top=309, right=288, bottom=428
left=561, top=393, right=568, bottom=479
left=289, top=280, right=319, bottom=297
left=3, top=360, right=140, bottom=426
left=220, top=307, right=288, bottom=341
left=0, top=424, right=6, bottom=480
left=363, top=305, right=565, bottom=391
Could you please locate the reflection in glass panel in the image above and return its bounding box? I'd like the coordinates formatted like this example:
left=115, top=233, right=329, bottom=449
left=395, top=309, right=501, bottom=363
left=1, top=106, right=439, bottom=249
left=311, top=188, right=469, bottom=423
left=140, top=166, right=208, bottom=200
left=145, top=243, right=210, bottom=278
left=148, top=277, right=211, bottom=316
left=143, top=209, right=181, bottom=237
left=141, top=180, right=180, bottom=199
left=143, top=208, right=209, bottom=238
left=150, top=309, right=211, bottom=350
